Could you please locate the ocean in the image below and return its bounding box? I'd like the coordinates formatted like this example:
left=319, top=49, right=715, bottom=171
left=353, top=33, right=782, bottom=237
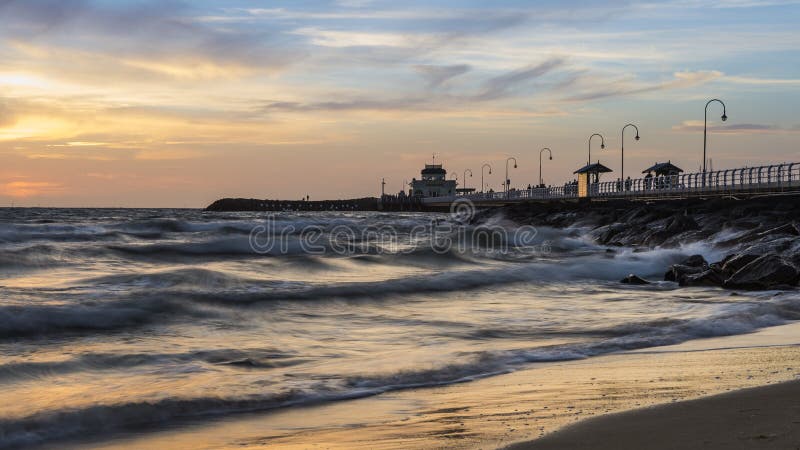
left=1, top=208, right=799, bottom=448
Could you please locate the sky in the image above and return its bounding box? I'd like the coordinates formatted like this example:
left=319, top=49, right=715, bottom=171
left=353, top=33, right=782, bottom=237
left=1, top=0, right=799, bottom=207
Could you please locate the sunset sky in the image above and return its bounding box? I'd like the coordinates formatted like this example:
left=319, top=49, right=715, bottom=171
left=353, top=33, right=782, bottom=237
left=1, top=0, right=799, bottom=207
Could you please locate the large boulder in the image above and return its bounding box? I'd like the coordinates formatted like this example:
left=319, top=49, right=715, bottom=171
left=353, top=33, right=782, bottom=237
left=664, top=255, right=708, bottom=282
left=679, top=269, right=726, bottom=287
left=594, top=223, right=627, bottom=245
left=723, top=254, right=800, bottom=290
left=756, top=223, right=800, bottom=238
left=664, top=264, right=702, bottom=282
left=682, top=254, right=708, bottom=268
left=720, top=253, right=761, bottom=274
left=664, top=213, right=699, bottom=235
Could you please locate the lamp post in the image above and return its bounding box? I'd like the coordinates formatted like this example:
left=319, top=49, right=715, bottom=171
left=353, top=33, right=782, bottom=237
left=481, top=163, right=492, bottom=194
left=620, top=124, right=640, bottom=184
left=539, top=148, right=553, bottom=187
left=703, top=99, right=727, bottom=173
left=505, top=157, right=518, bottom=198
left=463, top=169, right=473, bottom=193
left=588, top=133, right=605, bottom=166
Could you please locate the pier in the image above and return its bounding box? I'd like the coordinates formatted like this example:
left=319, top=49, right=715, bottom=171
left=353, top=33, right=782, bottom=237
left=421, top=162, right=800, bottom=207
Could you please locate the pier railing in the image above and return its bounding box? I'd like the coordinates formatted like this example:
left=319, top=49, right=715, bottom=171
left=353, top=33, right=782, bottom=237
left=421, top=162, right=800, bottom=204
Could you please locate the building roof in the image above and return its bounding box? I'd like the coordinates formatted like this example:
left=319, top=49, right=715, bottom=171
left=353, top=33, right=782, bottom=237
left=421, top=164, right=446, bottom=175
left=643, top=161, right=683, bottom=174
left=574, top=162, right=612, bottom=174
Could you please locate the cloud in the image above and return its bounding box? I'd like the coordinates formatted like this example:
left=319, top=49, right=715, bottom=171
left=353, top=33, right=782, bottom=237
left=671, top=120, right=787, bottom=133
left=262, top=98, right=429, bottom=113
left=334, top=0, right=377, bottom=8
left=563, top=70, right=723, bottom=102
left=0, top=101, right=15, bottom=127
left=259, top=59, right=568, bottom=114
left=0, top=0, right=300, bottom=79
left=475, top=58, right=566, bottom=101
left=649, top=0, right=800, bottom=9
left=413, top=64, right=470, bottom=88
left=291, top=27, right=426, bottom=48
left=0, top=180, right=63, bottom=198
left=724, top=76, right=800, bottom=86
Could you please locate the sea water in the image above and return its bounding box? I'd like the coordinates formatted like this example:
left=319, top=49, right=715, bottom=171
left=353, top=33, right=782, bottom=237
left=1, top=208, right=798, bottom=448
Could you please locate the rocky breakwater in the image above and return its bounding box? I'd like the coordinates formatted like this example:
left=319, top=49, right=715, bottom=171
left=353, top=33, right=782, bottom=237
left=477, top=195, right=800, bottom=290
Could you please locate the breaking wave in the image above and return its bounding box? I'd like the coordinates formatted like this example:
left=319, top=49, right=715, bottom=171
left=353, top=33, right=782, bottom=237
left=1, top=292, right=798, bottom=448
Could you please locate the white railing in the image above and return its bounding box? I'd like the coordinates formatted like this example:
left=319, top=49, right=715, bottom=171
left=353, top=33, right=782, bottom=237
left=421, top=162, right=800, bottom=204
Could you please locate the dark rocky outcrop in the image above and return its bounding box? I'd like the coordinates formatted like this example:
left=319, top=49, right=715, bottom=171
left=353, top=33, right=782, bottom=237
left=477, top=195, right=800, bottom=291
left=721, top=253, right=761, bottom=274
left=723, top=254, right=800, bottom=290
left=664, top=255, right=709, bottom=283
left=679, top=268, right=726, bottom=287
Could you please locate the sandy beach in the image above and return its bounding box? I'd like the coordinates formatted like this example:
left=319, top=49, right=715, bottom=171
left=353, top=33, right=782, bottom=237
left=507, top=380, right=800, bottom=450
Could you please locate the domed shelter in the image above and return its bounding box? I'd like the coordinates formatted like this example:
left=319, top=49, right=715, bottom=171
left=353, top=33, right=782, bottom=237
left=643, top=161, right=683, bottom=177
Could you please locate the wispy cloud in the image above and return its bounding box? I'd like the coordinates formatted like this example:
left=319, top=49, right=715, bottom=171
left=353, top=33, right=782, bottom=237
left=413, top=64, right=471, bottom=88
left=724, top=76, right=800, bottom=85
left=563, top=70, right=723, bottom=102
left=476, top=58, right=566, bottom=101
left=0, top=0, right=300, bottom=79
left=671, top=120, right=791, bottom=133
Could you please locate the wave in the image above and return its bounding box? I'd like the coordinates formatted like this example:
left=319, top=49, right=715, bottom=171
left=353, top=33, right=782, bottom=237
left=82, top=268, right=284, bottom=291
left=0, top=348, right=301, bottom=383
left=0, top=242, right=726, bottom=341
left=108, top=236, right=304, bottom=258
left=176, top=248, right=697, bottom=304
left=0, top=297, right=211, bottom=339
left=2, top=294, right=798, bottom=448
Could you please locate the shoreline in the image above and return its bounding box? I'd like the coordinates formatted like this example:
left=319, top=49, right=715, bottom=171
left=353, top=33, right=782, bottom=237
left=505, top=379, right=800, bottom=450
left=74, top=322, right=800, bottom=449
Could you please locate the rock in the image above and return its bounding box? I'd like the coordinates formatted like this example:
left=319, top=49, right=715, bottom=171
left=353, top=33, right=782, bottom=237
left=723, top=254, right=800, bottom=290
left=679, top=269, right=725, bottom=287
left=682, top=254, right=708, bottom=268
left=740, top=237, right=795, bottom=257
left=595, top=223, right=626, bottom=244
left=664, top=213, right=698, bottom=234
left=621, top=274, right=650, bottom=285
left=756, top=223, right=800, bottom=238
left=720, top=253, right=762, bottom=274
left=664, top=264, right=705, bottom=282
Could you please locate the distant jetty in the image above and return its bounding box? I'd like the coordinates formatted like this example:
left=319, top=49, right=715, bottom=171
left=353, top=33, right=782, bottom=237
left=205, top=196, right=426, bottom=212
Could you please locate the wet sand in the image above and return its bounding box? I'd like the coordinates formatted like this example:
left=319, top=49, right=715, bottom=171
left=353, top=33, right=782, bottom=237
left=75, top=322, right=800, bottom=450
left=506, top=380, right=800, bottom=450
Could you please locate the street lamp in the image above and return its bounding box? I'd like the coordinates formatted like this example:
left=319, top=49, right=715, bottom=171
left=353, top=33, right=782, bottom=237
left=704, top=99, right=727, bottom=173
left=620, top=124, right=640, bottom=183
left=505, top=157, right=518, bottom=198
left=539, top=148, right=553, bottom=187
left=463, top=169, right=473, bottom=192
left=481, top=163, right=492, bottom=194
left=588, top=133, right=605, bottom=166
